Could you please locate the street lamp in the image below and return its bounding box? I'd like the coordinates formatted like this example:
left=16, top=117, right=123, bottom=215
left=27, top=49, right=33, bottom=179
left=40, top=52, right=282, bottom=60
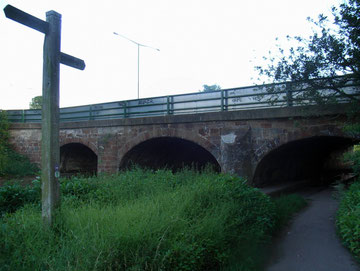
left=113, top=32, right=160, bottom=99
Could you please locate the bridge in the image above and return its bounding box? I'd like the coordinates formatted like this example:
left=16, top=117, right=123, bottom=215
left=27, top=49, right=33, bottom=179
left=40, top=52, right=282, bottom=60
left=7, top=83, right=359, bottom=186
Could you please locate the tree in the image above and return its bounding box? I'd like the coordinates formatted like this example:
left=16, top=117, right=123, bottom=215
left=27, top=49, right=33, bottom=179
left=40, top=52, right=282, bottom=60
left=201, top=84, right=221, bottom=92
left=29, top=96, right=42, bottom=109
left=255, top=0, right=360, bottom=106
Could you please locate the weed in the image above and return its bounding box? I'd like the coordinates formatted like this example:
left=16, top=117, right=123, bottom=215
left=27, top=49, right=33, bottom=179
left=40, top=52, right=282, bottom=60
left=337, top=181, right=360, bottom=261
left=0, top=169, right=307, bottom=270
left=271, top=194, right=307, bottom=231
left=0, top=178, right=40, bottom=216
left=0, top=111, right=38, bottom=177
left=0, top=169, right=275, bottom=270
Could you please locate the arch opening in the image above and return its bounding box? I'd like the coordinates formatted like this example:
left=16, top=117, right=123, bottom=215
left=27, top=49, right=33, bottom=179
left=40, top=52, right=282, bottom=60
left=119, top=137, right=221, bottom=172
left=60, top=143, right=97, bottom=177
left=253, top=136, right=357, bottom=187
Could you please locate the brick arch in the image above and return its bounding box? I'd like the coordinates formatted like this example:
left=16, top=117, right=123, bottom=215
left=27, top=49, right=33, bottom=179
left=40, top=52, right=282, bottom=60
left=60, top=137, right=98, bottom=156
left=253, top=123, right=349, bottom=165
left=251, top=134, right=356, bottom=187
left=118, top=128, right=220, bottom=168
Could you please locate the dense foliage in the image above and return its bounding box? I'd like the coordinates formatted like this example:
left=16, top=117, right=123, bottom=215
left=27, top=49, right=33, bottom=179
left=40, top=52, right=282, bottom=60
left=200, top=84, right=221, bottom=92
left=0, top=111, right=38, bottom=177
left=29, top=95, right=42, bottom=109
left=344, top=144, right=360, bottom=177
left=271, top=194, right=307, bottom=231
left=256, top=0, right=360, bottom=106
left=0, top=179, right=40, bottom=215
left=0, top=169, right=304, bottom=271
left=337, top=181, right=360, bottom=260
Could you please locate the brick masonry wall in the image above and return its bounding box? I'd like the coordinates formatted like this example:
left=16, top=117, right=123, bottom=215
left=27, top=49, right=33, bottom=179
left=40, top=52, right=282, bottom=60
left=9, top=128, right=42, bottom=167
left=8, top=104, right=353, bottom=181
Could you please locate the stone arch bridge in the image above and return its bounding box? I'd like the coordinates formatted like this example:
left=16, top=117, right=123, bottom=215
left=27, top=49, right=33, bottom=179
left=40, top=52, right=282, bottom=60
left=9, top=104, right=358, bottom=186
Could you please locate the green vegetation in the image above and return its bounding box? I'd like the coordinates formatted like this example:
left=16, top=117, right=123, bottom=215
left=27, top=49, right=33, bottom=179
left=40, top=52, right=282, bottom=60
left=0, top=111, right=10, bottom=174
left=271, top=194, right=307, bottom=231
left=0, top=169, right=306, bottom=271
left=1, top=148, right=39, bottom=177
left=337, top=143, right=360, bottom=261
left=256, top=0, right=360, bottom=105
left=29, top=95, right=42, bottom=109
left=0, top=111, right=38, bottom=177
left=344, top=145, right=360, bottom=178
left=0, top=179, right=40, bottom=216
left=200, top=84, right=221, bottom=92
left=337, top=181, right=360, bottom=261
left=224, top=193, right=307, bottom=271
left=256, top=0, right=360, bottom=259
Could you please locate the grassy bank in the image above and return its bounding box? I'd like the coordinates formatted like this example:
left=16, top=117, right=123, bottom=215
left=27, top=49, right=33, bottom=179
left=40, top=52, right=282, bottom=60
left=337, top=143, right=360, bottom=261
left=0, top=169, right=305, bottom=270
left=0, top=111, right=38, bottom=179
left=337, top=180, right=360, bottom=261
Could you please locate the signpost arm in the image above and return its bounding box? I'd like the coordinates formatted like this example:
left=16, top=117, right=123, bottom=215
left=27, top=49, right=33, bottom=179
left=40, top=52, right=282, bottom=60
left=3, top=5, right=49, bottom=34
left=41, top=10, right=61, bottom=227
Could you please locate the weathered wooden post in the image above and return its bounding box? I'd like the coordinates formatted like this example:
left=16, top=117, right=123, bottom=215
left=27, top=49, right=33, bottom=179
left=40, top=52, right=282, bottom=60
left=3, top=5, right=85, bottom=227
left=41, top=11, right=61, bottom=226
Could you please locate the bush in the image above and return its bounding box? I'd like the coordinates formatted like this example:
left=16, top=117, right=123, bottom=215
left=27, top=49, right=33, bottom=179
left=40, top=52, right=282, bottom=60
left=337, top=181, right=360, bottom=260
left=271, top=194, right=307, bottom=231
left=0, top=169, right=276, bottom=271
left=0, top=110, right=38, bottom=177
left=343, top=145, right=360, bottom=178
left=0, top=179, right=41, bottom=216
left=2, top=148, right=39, bottom=177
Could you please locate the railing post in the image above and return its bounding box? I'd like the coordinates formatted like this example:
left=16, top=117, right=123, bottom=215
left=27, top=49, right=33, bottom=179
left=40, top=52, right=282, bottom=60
left=89, top=105, right=93, bottom=120
left=167, top=96, right=172, bottom=115
left=21, top=110, right=25, bottom=123
left=123, top=101, right=127, bottom=118
left=221, top=89, right=225, bottom=111
left=286, top=89, right=293, bottom=107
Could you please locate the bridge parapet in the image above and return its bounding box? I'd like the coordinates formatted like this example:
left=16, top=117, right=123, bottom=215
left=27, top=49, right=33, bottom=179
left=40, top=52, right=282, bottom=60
left=6, top=78, right=359, bottom=123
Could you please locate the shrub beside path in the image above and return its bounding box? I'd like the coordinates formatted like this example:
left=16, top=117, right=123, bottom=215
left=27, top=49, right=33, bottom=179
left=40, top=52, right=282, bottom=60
left=266, top=188, right=359, bottom=271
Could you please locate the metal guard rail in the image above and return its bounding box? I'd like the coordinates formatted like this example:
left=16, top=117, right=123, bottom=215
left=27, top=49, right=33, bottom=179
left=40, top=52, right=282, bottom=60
left=6, top=82, right=360, bottom=123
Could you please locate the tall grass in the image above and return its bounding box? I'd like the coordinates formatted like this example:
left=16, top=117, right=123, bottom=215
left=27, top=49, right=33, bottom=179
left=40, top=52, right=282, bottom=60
left=0, top=169, right=277, bottom=270
left=271, top=194, right=307, bottom=231
left=0, top=169, right=308, bottom=270
left=2, top=148, right=39, bottom=177
left=0, top=178, right=40, bottom=216
left=0, top=111, right=38, bottom=177
left=337, top=180, right=360, bottom=261
left=336, top=142, right=360, bottom=261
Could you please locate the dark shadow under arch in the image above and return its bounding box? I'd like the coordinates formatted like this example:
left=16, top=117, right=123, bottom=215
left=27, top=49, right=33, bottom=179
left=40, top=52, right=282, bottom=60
left=119, top=137, right=221, bottom=172
left=60, top=143, right=97, bottom=177
left=253, top=136, right=356, bottom=187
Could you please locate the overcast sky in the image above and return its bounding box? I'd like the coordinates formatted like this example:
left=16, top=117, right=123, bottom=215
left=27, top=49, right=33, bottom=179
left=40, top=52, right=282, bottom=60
left=0, top=0, right=342, bottom=109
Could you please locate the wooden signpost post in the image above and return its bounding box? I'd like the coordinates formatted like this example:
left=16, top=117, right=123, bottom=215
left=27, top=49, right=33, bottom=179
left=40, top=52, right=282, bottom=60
left=3, top=5, right=86, bottom=227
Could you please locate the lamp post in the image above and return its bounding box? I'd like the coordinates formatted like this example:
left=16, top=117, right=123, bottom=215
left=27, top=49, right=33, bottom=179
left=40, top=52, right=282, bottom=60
left=113, top=32, right=159, bottom=99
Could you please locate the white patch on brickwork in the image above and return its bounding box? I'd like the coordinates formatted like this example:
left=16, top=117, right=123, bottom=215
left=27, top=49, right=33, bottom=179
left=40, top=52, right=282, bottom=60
left=12, top=130, right=36, bottom=140
left=221, top=133, right=236, bottom=144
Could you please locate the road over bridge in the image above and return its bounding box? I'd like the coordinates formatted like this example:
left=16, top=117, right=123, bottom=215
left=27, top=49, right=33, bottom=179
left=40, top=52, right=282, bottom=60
left=8, top=102, right=357, bottom=186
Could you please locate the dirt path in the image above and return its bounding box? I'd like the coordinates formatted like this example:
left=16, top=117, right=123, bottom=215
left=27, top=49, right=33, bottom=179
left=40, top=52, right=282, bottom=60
left=266, top=187, right=359, bottom=271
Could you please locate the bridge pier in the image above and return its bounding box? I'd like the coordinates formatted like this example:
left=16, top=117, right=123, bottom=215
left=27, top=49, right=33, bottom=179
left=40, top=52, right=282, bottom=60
left=97, top=132, right=119, bottom=174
